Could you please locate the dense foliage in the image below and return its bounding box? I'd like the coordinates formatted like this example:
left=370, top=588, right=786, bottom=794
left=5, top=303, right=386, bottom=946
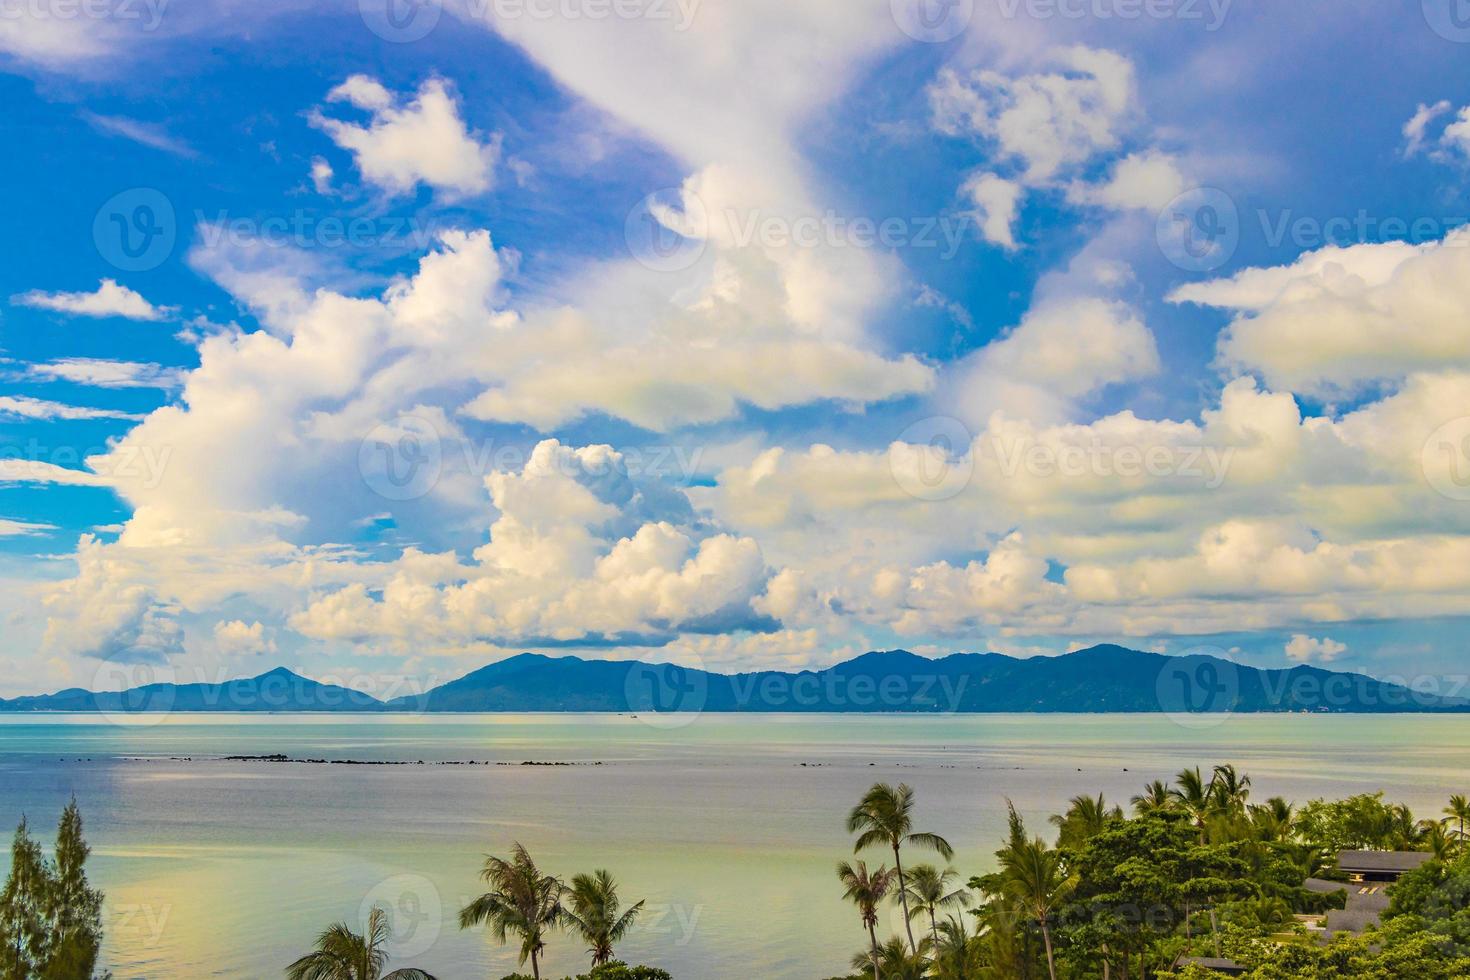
left=828, top=766, right=1469, bottom=980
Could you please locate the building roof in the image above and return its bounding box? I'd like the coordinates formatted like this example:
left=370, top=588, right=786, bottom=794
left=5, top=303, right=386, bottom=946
left=1325, top=907, right=1383, bottom=934
left=1174, top=957, right=1247, bottom=974
left=1303, top=877, right=1348, bottom=894
left=1345, top=889, right=1391, bottom=912
left=1336, top=850, right=1433, bottom=874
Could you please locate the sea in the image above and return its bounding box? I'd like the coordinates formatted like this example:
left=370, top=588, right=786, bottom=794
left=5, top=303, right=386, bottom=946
left=1, top=712, right=1466, bottom=979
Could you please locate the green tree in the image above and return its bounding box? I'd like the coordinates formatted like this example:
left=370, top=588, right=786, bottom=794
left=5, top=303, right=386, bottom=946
left=850, top=935, right=931, bottom=980
left=1050, top=795, right=1123, bottom=851
left=285, top=906, right=436, bottom=980
left=837, top=860, right=894, bottom=980
left=563, top=870, right=643, bottom=970
left=1132, top=781, right=1174, bottom=818
left=990, top=804, right=1074, bottom=980
left=1444, top=794, right=1470, bottom=843
left=40, top=800, right=105, bottom=980
left=0, top=819, right=50, bottom=980
left=460, top=844, right=565, bottom=980
left=900, top=864, right=968, bottom=947
left=847, top=783, right=953, bottom=955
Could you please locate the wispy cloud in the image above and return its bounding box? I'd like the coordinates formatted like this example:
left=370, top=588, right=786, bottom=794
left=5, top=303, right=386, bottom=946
left=27, top=358, right=185, bottom=390
left=0, top=395, right=143, bottom=421
left=80, top=112, right=197, bottom=158
left=0, top=519, right=58, bottom=538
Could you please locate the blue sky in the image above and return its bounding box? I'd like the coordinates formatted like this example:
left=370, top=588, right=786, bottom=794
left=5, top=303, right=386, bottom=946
left=3, top=0, right=1470, bottom=696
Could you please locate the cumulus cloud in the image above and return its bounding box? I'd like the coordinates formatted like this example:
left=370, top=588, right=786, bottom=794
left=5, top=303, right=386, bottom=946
left=310, top=76, right=498, bottom=197
left=1173, top=227, right=1470, bottom=396
left=1285, top=634, right=1347, bottom=663
left=1069, top=150, right=1189, bottom=212
left=1401, top=100, right=1470, bottom=162
left=13, top=279, right=168, bottom=321
left=214, top=620, right=277, bottom=656
left=962, top=172, right=1023, bottom=249
left=1403, top=100, right=1453, bottom=158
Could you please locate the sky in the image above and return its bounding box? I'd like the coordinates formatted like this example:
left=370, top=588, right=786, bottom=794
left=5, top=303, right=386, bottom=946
left=3, top=0, right=1470, bottom=697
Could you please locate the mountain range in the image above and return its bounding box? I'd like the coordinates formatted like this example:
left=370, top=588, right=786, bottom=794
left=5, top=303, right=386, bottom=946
left=2, top=645, right=1465, bottom=714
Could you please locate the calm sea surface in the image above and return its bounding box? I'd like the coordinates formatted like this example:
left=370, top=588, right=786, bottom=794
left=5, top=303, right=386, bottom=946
left=1, top=713, right=1466, bottom=979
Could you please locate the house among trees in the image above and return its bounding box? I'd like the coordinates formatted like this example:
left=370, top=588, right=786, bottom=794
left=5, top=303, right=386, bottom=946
left=1336, top=849, right=1434, bottom=883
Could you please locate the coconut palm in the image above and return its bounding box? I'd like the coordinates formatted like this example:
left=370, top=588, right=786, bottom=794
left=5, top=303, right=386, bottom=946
left=1172, top=767, right=1215, bottom=842
left=996, top=805, right=1075, bottom=980
left=1210, top=764, right=1252, bottom=813
left=931, top=915, right=982, bottom=980
left=837, top=860, right=895, bottom=980
left=1049, top=794, right=1122, bottom=850
left=850, top=935, right=932, bottom=980
left=848, top=783, right=954, bottom=955
left=1131, top=780, right=1173, bottom=816
left=1444, top=794, right=1470, bottom=841
left=563, top=869, right=644, bottom=969
left=900, top=864, right=970, bottom=947
left=286, top=906, right=437, bottom=980
left=458, top=843, right=564, bottom=980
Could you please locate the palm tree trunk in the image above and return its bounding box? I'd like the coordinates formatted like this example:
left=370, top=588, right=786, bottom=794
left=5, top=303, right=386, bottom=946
left=892, top=843, right=917, bottom=954
left=928, top=907, right=939, bottom=948
left=867, top=921, right=882, bottom=980
left=1209, top=907, right=1222, bottom=958
left=530, top=947, right=541, bottom=980
left=1040, top=918, right=1057, bottom=980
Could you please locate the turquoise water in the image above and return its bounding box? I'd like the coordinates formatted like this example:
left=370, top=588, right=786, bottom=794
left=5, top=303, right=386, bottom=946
left=1, top=713, right=1466, bottom=979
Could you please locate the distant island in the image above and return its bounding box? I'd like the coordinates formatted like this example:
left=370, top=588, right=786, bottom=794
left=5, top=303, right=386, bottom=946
left=2, top=645, right=1466, bottom=714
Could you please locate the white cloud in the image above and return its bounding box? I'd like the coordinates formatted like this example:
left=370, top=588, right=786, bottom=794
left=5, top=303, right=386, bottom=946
left=13, top=279, right=168, bottom=321
left=0, top=460, right=108, bottom=486
left=1403, top=100, right=1452, bottom=158
left=1173, top=227, right=1470, bottom=396
left=309, top=156, right=334, bottom=194
left=213, top=620, right=277, bottom=657
left=0, top=519, right=57, bottom=537
left=28, top=358, right=185, bottom=389
left=1069, top=150, right=1189, bottom=212
left=80, top=112, right=195, bottom=157
left=0, top=396, right=142, bottom=421
left=1401, top=100, right=1470, bottom=162
left=310, top=76, right=498, bottom=197
left=962, top=172, right=1023, bottom=249
left=1285, top=634, right=1347, bottom=663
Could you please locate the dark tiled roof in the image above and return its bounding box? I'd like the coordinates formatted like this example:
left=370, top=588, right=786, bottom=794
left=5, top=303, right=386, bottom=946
left=1336, top=850, right=1433, bottom=873
left=1175, top=957, right=1247, bottom=974
left=1346, top=890, right=1391, bottom=912
left=1325, top=907, right=1383, bottom=934
left=1303, top=877, right=1348, bottom=894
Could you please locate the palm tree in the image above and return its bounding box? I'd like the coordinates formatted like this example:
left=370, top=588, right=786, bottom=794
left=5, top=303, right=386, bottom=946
left=1444, top=794, right=1470, bottom=841
left=458, top=843, right=565, bottom=980
left=1210, top=764, right=1252, bottom=813
left=286, top=906, right=437, bottom=980
left=997, top=804, right=1075, bottom=980
left=1131, top=780, right=1173, bottom=816
left=847, top=783, right=954, bottom=955
left=900, top=864, right=969, bottom=947
left=837, top=860, right=895, bottom=980
left=850, top=935, right=932, bottom=980
left=1049, top=794, right=1122, bottom=850
left=1172, top=767, right=1214, bottom=842
left=931, top=915, right=982, bottom=980
left=563, top=869, right=644, bottom=969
